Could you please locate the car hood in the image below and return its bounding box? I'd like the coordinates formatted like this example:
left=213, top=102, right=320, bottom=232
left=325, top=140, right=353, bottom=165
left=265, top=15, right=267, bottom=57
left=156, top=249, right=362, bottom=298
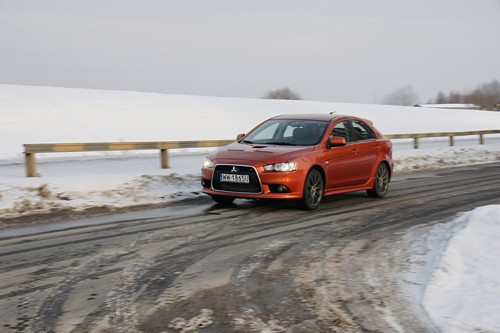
left=209, top=142, right=315, bottom=164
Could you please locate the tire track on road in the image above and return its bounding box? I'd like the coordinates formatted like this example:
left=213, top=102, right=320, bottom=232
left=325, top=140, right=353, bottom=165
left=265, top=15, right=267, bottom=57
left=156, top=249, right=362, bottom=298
left=0, top=163, right=499, bottom=332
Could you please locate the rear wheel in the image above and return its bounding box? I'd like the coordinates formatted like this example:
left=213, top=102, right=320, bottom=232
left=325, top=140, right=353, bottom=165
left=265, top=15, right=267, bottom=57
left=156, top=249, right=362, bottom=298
left=367, top=163, right=390, bottom=198
left=297, top=169, right=324, bottom=210
left=211, top=195, right=235, bottom=204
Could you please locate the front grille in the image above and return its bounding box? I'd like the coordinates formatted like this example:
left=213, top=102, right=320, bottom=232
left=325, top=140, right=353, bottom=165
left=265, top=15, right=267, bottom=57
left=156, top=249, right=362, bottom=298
left=212, top=165, right=262, bottom=193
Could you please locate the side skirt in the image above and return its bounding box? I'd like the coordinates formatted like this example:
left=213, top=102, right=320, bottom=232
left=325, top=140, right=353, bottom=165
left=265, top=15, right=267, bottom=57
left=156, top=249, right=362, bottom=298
left=324, top=177, right=376, bottom=196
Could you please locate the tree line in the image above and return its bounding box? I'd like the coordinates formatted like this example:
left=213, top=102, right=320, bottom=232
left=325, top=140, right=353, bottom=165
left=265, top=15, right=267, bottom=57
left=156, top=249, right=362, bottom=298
left=432, top=80, right=500, bottom=109
left=262, top=80, right=500, bottom=110
left=382, top=80, right=500, bottom=108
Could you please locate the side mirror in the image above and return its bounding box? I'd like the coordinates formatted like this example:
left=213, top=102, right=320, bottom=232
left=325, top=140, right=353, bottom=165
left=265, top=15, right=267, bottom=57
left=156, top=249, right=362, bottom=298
left=329, top=136, right=346, bottom=148
left=236, top=133, right=245, bottom=142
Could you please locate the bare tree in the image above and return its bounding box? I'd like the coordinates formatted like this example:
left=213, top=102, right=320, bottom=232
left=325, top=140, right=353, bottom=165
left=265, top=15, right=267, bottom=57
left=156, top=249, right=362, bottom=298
left=436, top=91, right=447, bottom=104
left=431, top=79, right=500, bottom=109
left=465, top=80, right=500, bottom=109
left=263, top=88, right=302, bottom=100
left=447, top=91, right=463, bottom=103
left=382, top=86, right=419, bottom=106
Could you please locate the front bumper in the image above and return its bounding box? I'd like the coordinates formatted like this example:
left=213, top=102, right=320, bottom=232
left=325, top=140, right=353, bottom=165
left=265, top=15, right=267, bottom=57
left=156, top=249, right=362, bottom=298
left=201, top=164, right=306, bottom=199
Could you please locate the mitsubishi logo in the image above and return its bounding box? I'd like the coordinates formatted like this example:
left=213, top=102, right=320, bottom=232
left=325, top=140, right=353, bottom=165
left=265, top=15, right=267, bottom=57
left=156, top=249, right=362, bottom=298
left=231, top=166, right=238, bottom=173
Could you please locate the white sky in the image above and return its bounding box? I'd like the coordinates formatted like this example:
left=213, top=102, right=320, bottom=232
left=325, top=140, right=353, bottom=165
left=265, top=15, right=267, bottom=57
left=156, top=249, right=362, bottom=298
left=1, top=0, right=499, bottom=103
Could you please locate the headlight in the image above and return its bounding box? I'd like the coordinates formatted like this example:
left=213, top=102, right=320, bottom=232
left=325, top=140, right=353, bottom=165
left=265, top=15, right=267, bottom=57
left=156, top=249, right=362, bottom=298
left=203, top=158, right=215, bottom=169
left=264, top=162, right=297, bottom=172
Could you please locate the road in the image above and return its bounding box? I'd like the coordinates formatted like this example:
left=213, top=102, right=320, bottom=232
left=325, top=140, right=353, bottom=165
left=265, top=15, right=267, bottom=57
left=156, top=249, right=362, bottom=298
left=1, top=163, right=500, bottom=333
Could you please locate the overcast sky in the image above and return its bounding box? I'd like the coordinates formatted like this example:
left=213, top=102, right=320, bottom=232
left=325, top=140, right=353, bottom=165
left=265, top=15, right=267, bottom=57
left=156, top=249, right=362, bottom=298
left=1, top=0, right=499, bottom=103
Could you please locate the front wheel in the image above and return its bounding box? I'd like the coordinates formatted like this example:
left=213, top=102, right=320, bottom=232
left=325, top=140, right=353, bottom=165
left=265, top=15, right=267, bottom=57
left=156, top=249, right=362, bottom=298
left=297, top=169, right=324, bottom=210
left=211, top=195, right=235, bottom=204
left=367, top=163, right=390, bottom=198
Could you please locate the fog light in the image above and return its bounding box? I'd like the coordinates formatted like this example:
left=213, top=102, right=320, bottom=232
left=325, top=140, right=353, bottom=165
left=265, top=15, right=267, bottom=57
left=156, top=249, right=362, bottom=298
left=269, top=184, right=291, bottom=193
left=201, top=179, right=211, bottom=188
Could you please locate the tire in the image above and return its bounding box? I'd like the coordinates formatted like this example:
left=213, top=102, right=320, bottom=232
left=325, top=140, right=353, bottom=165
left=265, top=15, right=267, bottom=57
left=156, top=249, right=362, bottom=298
left=367, top=163, right=390, bottom=198
left=297, top=169, right=324, bottom=210
left=211, top=195, right=236, bottom=204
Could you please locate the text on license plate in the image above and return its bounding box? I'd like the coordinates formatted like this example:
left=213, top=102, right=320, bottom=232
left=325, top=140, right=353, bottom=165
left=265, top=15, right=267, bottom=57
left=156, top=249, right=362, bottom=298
left=220, top=173, right=250, bottom=184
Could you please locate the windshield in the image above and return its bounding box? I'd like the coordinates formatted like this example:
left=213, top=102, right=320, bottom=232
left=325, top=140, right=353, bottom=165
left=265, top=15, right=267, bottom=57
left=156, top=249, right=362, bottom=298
left=243, top=119, right=329, bottom=146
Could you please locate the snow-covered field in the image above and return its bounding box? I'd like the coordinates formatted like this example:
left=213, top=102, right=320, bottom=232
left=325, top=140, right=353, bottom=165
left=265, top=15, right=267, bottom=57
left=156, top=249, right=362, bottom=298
left=2, top=84, right=500, bottom=160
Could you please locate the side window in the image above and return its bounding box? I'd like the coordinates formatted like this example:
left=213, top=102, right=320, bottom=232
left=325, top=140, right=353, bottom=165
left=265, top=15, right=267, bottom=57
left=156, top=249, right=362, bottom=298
left=331, top=121, right=353, bottom=143
left=351, top=120, right=376, bottom=141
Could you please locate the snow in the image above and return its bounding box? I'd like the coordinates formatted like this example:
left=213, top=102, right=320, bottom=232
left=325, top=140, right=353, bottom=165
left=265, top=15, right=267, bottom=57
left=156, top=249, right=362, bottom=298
left=423, top=205, right=500, bottom=332
left=415, top=103, right=481, bottom=110
left=393, top=143, right=500, bottom=173
left=0, top=154, right=204, bottom=220
left=2, top=84, right=500, bottom=161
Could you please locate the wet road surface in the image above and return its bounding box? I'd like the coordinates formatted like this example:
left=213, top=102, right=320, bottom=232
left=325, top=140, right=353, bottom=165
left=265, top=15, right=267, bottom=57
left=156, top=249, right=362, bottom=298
left=1, top=163, right=500, bottom=332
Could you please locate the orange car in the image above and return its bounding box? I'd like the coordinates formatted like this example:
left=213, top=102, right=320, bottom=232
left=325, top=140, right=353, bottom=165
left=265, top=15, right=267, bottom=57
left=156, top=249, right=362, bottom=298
left=201, top=114, right=393, bottom=209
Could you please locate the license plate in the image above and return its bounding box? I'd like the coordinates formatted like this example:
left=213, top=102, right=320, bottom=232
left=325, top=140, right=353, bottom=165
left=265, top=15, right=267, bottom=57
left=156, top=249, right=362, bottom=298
left=220, top=173, right=250, bottom=184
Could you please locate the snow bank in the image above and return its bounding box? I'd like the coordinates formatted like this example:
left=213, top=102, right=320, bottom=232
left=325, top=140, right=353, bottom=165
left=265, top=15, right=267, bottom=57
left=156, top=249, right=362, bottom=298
left=0, top=154, right=204, bottom=220
left=423, top=205, right=500, bottom=332
left=0, top=174, right=201, bottom=220
left=393, top=145, right=500, bottom=173
left=2, top=84, right=500, bottom=160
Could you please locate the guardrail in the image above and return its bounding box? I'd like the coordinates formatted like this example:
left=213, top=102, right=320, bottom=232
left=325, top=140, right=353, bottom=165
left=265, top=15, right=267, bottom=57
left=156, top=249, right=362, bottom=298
left=23, top=140, right=234, bottom=177
left=23, top=130, right=500, bottom=177
left=387, top=130, right=500, bottom=149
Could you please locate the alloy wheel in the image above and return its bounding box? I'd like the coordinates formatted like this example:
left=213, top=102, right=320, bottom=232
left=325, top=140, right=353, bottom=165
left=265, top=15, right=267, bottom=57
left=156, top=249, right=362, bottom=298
left=298, top=169, right=324, bottom=210
left=367, top=163, right=390, bottom=198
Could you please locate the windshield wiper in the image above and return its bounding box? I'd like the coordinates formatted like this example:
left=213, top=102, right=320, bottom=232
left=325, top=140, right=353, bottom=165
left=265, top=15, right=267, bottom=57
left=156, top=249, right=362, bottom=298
left=263, top=141, right=298, bottom=146
left=242, top=140, right=253, bottom=144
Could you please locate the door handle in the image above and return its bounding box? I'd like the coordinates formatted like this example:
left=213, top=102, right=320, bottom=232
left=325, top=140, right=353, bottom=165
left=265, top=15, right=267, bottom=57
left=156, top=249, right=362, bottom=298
left=352, top=148, right=358, bottom=155
left=375, top=145, right=381, bottom=151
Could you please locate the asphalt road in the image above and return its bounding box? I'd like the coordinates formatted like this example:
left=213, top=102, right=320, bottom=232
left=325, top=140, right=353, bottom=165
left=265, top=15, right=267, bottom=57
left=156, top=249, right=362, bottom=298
left=1, top=162, right=500, bottom=333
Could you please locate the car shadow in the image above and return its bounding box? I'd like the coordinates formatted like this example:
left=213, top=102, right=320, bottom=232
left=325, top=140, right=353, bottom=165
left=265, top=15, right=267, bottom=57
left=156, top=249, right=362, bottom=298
left=205, top=191, right=377, bottom=213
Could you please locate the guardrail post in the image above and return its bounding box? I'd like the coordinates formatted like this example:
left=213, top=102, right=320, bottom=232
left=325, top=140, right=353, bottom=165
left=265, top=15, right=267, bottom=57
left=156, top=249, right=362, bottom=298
left=413, top=138, right=419, bottom=149
left=479, top=134, right=484, bottom=145
left=25, top=153, right=37, bottom=177
left=160, top=149, right=169, bottom=169
left=449, top=136, right=455, bottom=146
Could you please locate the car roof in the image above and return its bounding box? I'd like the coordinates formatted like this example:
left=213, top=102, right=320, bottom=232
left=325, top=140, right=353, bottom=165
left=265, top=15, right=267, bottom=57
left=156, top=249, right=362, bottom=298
left=271, top=113, right=348, bottom=121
